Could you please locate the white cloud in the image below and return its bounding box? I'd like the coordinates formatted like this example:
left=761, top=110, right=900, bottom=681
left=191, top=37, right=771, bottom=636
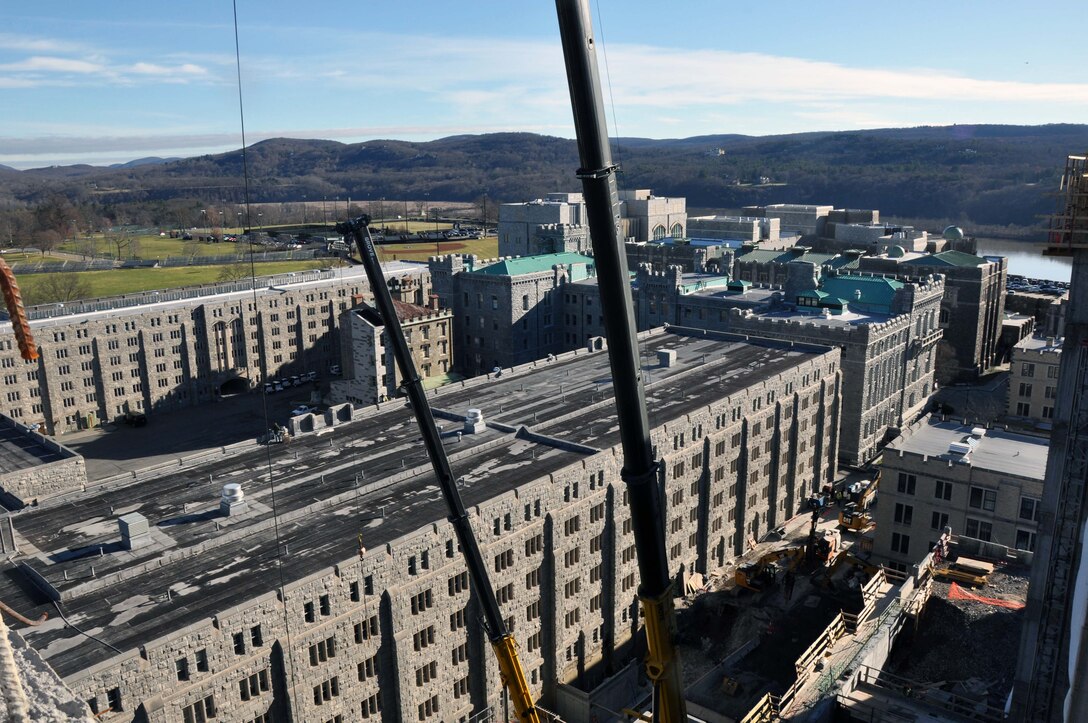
left=1, top=56, right=105, bottom=74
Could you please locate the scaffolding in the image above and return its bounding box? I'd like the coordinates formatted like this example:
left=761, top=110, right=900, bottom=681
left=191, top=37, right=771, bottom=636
left=1012, top=153, right=1088, bottom=722
left=1045, top=154, right=1088, bottom=255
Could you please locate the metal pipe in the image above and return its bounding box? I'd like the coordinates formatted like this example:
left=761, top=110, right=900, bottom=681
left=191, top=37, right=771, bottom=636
left=554, top=1, right=687, bottom=719
left=337, top=216, right=540, bottom=722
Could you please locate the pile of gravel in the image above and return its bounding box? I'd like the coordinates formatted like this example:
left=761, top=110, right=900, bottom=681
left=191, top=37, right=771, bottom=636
left=888, top=572, right=1028, bottom=706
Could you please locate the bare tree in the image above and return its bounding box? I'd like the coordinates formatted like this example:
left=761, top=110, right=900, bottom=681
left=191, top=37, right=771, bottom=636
left=217, top=261, right=252, bottom=282
left=104, top=230, right=137, bottom=259
left=31, top=229, right=61, bottom=256
left=76, top=235, right=98, bottom=260
left=24, top=273, right=91, bottom=306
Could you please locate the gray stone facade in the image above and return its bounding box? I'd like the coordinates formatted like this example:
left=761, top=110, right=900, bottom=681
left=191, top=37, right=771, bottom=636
left=0, top=414, right=86, bottom=505
left=0, top=265, right=430, bottom=436
left=1006, top=335, right=1062, bottom=424
left=330, top=301, right=454, bottom=406
left=874, top=415, right=1048, bottom=571
left=5, top=329, right=840, bottom=722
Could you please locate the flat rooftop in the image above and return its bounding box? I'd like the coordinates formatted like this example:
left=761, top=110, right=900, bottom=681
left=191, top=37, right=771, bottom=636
left=0, top=420, right=74, bottom=476
left=2, top=261, right=427, bottom=332
left=886, top=417, right=1048, bottom=480
left=0, top=328, right=832, bottom=677
left=1014, top=334, right=1063, bottom=353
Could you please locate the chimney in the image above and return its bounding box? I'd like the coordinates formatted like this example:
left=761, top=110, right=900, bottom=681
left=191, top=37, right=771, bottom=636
left=783, top=261, right=820, bottom=302
left=220, top=483, right=248, bottom=516
left=119, top=512, right=151, bottom=550
left=464, top=408, right=486, bottom=434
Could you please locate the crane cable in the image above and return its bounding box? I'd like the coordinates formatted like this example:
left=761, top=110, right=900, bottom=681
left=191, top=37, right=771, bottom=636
left=230, top=2, right=302, bottom=720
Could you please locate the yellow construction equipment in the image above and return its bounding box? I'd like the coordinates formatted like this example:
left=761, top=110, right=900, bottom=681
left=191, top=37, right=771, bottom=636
left=934, top=556, right=994, bottom=587
left=838, top=502, right=874, bottom=532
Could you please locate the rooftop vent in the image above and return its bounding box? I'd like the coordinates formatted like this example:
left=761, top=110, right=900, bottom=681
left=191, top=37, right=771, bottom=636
left=948, top=441, right=974, bottom=457
left=119, top=512, right=151, bottom=550
left=970, top=427, right=986, bottom=439
left=658, top=349, right=677, bottom=368
left=464, top=408, right=486, bottom=434
left=220, top=483, right=248, bottom=516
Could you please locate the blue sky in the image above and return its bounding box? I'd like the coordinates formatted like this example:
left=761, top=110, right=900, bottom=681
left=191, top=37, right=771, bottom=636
left=3, top=1, right=1087, bottom=169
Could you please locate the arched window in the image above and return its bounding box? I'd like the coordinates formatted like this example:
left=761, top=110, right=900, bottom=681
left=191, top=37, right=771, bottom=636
left=671, top=223, right=683, bottom=238
left=652, top=225, right=667, bottom=240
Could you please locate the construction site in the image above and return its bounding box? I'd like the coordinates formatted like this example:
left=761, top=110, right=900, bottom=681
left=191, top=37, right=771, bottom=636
left=667, top=479, right=1030, bottom=723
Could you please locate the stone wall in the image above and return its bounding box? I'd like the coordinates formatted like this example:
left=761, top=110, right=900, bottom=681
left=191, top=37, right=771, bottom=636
left=60, top=343, right=841, bottom=722
left=0, top=415, right=86, bottom=505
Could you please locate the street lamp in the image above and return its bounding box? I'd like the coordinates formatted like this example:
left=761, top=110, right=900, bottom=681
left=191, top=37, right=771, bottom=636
left=200, top=209, right=207, bottom=237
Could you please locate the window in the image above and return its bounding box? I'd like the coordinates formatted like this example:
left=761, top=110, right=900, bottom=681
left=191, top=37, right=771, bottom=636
left=304, top=601, right=315, bottom=623
left=412, top=626, right=435, bottom=651
left=319, top=594, right=331, bottom=616
left=934, top=479, right=952, bottom=501
left=931, top=511, right=949, bottom=531
left=890, top=532, right=910, bottom=555
left=969, top=486, right=997, bottom=512
left=195, top=648, right=209, bottom=672
left=410, top=589, right=433, bottom=614
left=312, top=676, right=340, bottom=705
left=358, top=653, right=380, bottom=681
left=1019, top=496, right=1041, bottom=522
left=1016, top=529, right=1037, bottom=552
left=415, top=661, right=438, bottom=687
left=250, top=625, right=263, bottom=647
left=1018, top=382, right=1033, bottom=398
left=361, top=692, right=382, bottom=719
left=106, top=687, right=123, bottom=713
left=238, top=670, right=270, bottom=701
left=1016, top=402, right=1031, bottom=416
left=175, top=657, right=190, bottom=681
left=450, top=608, right=466, bottom=631
left=309, top=636, right=337, bottom=665
left=418, top=694, right=440, bottom=720
left=233, top=632, right=245, bottom=655
left=964, top=518, right=993, bottom=541
left=354, top=615, right=379, bottom=642
left=182, top=695, right=215, bottom=723
left=1021, top=362, right=1035, bottom=378
left=897, top=473, right=916, bottom=495
left=894, top=503, right=914, bottom=526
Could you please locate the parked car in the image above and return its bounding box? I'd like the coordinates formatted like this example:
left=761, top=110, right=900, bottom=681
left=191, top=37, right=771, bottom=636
left=123, top=411, right=147, bottom=427
left=290, top=405, right=313, bottom=416
left=329, top=365, right=341, bottom=376
left=303, top=371, right=317, bottom=382
left=289, top=375, right=302, bottom=387
left=263, top=383, right=275, bottom=394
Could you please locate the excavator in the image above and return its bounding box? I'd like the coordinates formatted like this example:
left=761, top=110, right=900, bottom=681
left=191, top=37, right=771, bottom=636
left=736, top=547, right=805, bottom=591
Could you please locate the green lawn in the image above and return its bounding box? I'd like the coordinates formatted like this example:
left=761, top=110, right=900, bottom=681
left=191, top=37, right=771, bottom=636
left=58, top=234, right=244, bottom=259
left=375, top=236, right=497, bottom=262
left=1, top=252, right=67, bottom=264
left=19, top=259, right=335, bottom=301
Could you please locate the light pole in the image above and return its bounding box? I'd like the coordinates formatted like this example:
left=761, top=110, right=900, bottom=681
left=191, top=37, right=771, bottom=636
left=201, top=209, right=207, bottom=238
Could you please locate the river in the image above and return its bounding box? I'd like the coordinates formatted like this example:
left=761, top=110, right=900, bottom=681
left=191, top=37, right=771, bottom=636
left=974, top=237, right=1071, bottom=282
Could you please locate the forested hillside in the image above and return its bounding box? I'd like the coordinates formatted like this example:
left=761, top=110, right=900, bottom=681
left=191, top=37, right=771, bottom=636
left=3, top=124, right=1086, bottom=237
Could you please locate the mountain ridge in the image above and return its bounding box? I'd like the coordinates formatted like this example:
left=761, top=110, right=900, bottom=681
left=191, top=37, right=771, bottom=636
left=3, top=124, right=1087, bottom=228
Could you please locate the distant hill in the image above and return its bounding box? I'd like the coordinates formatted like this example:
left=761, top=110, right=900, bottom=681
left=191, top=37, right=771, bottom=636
left=2, top=124, right=1087, bottom=228
left=108, top=156, right=179, bottom=169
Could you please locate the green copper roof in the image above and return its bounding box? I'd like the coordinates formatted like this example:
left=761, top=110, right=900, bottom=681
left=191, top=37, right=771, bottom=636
left=680, top=276, right=732, bottom=293
left=908, top=250, right=987, bottom=268
left=475, top=252, right=595, bottom=277
left=819, top=275, right=904, bottom=313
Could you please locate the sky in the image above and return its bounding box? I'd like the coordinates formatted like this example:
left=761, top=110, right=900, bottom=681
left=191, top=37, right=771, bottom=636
left=2, top=1, right=1087, bottom=169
